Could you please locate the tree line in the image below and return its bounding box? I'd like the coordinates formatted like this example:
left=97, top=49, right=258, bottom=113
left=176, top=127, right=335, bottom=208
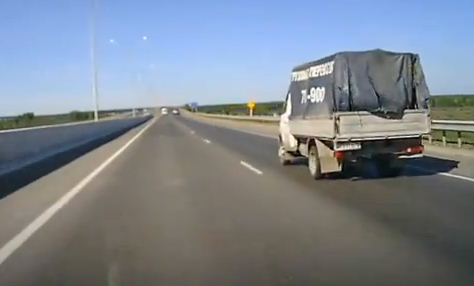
left=0, top=111, right=97, bottom=130
left=430, top=95, right=474, bottom=108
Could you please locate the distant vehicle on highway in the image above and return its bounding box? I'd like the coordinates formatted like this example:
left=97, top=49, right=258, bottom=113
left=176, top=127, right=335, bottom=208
left=161, top=108, right=168, bottom=115
left=172, top=109, right=180, bottom=115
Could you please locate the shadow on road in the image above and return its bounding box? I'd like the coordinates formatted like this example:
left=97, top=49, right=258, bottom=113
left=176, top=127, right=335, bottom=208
left=350, top=155, right=460, bottom=181
left=405, top=155, right=460, bottom=174
left=0, top=121, right=148, bottom=201
left=285, top=155, right=460, bottom=181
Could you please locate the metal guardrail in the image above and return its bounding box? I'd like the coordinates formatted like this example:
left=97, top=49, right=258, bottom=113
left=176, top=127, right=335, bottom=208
left=429, top=120, right=474, bottom=147
left=430, top=120, right=474, bottom=132
left=196, top=113, right=474, bottom=148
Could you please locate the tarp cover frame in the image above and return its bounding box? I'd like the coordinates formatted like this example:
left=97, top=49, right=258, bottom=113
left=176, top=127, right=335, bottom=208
left=286, top=49, right=430, bottom=120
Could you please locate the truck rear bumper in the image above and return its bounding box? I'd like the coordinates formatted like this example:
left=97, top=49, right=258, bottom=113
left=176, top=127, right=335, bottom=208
left=399, top=153, right=424, bottom=159
left=340, top=138, right=424, bottom=159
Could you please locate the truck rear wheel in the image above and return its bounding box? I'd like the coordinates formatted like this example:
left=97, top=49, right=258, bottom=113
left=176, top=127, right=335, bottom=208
left=278, top=146, right=291, bottom=166
left=308, top=145, right=323, bottom=179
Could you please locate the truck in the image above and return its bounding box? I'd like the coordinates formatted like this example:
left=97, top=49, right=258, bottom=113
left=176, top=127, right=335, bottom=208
left=278, top=49, right=431, bottom=178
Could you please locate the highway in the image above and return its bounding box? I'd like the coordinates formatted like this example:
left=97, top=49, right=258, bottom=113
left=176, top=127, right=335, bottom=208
left=0, top=115, right=474, bottom=285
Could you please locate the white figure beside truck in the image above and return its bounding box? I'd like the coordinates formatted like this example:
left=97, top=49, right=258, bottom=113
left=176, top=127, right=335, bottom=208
left=278, top=49, right=431, bottom=178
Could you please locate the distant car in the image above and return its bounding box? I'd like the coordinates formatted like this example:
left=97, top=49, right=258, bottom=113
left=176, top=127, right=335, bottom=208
left=161, top=108, right=168, bottom=115
left=172, top=109, right=180, bottom=115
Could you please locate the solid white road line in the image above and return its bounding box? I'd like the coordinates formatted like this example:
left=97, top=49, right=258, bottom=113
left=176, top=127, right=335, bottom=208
left=407, top=165, right=474, bottom=183
left=203, top=139, right=211, bottom=144
left=240, top=161, right=263, bottom=175
left=0, top=117, right=158, bottom=267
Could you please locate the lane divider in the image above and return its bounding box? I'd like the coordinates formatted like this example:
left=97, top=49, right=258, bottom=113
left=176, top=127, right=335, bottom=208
left=170, top=118, right=213, bottom=146
left=178, top=119, right=266, bottom=176
left=0, top=117, right=158, bottom=267
left=172, top=118, right=198, bottom=137
left=240, top=161, right=263, bottom=175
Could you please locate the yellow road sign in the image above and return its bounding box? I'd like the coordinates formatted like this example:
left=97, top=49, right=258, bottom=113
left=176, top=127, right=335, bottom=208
left=247, top=101, right=255, bottom=109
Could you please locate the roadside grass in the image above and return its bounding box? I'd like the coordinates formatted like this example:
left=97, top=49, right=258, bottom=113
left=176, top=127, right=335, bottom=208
left=431, top=107, right=474, bottom=120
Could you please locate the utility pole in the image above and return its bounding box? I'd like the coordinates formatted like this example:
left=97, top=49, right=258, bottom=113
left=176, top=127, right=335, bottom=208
left=90, top=0, right=99, bottom=122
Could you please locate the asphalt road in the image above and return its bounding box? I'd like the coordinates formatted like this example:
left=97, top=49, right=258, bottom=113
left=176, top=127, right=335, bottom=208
left=0, top=115, right=474, bottom=285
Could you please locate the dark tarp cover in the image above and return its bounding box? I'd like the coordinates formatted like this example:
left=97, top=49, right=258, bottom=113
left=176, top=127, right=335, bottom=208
left=286, top=49, right=430, bottom=119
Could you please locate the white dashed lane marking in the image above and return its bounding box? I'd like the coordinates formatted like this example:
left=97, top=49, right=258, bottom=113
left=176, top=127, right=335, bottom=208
left=240, top=161, right=263, bottom=175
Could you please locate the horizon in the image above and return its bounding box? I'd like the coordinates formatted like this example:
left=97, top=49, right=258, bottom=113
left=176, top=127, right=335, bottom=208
left=2, top=93, right=470, bottom=117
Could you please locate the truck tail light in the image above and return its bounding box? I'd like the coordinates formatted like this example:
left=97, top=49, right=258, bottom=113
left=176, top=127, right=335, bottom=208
left=334, top=151, right=344, bottom=160
left=406, top=146, right=424, bottom=154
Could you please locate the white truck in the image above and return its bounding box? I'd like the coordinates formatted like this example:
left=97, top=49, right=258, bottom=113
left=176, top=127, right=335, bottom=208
left=278, top=49, right=431, bottom=178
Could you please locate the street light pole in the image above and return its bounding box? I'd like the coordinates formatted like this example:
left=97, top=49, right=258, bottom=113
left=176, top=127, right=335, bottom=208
left=109, top=37, right=148, bottom=117
left=90, top=0, right=99, bottom=122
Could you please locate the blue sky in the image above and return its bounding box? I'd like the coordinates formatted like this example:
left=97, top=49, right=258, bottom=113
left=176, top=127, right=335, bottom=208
left=0, top=0, right=473, bottom=115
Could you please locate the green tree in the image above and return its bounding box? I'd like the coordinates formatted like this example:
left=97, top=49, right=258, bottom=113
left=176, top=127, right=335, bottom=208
left=23, top=112, right=35, bottom=121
